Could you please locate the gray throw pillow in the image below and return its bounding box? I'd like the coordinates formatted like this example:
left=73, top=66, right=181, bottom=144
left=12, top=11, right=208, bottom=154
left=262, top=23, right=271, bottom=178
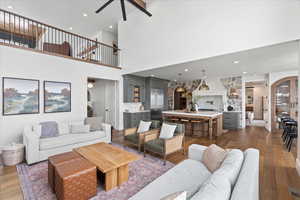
left=39, top=121, right=59, bottom=138
left=85, top=117, right=103, bottom=131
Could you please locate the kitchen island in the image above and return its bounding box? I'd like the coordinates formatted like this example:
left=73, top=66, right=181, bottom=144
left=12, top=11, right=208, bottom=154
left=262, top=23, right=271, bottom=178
left=162, top=111, right=223, bottom=140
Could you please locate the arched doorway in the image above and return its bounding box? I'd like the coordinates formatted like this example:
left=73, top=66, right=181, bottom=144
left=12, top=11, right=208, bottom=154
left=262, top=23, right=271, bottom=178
left=271, top=76, right=298, bottom=130
left=174, top=88, right=187, bottom=110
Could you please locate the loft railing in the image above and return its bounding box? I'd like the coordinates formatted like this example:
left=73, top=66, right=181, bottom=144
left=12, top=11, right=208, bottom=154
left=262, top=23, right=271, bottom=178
left=0, top=9, right=120, bottom=69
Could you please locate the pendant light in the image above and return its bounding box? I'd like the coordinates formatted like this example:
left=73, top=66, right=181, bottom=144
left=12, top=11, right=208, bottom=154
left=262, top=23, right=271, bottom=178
left=176, top=73, right=185, bottom=92
left=199, top=70, right=210, bottom=91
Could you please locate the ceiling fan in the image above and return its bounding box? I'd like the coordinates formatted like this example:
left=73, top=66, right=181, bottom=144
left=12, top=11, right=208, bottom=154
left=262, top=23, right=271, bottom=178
left=95, top=0, right=152, bottom=21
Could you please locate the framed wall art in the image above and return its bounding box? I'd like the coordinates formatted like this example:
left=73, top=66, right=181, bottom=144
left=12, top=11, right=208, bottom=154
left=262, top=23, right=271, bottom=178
left=44, top=81, right=71, bottom=113
left=3, top=77, right=39, bottom=115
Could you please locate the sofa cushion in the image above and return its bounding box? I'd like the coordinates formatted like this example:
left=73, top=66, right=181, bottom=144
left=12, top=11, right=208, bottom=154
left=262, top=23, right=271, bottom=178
left=71, top=124, right=90, bottom=134
left=57, top=122, right=70, bottom=135
left=145, top=139, right=164, bottom=153
left=161, top=191, right=187, bottom=200
left=129, top=159, right=211, bottom=200
left=202, top=144, right=227, bottom=172
left=40, top=121, right=59, bottom=138
left=214, top=149, right=244, bottom=187
left=190, top=174, right=231, bottom=200
left=39, top=131, right=106, bottom=150
left=124, top=134, right=139, bottom=144
left=85, top=117, right=103, bottom=131
left=230, top=149, right=259, bottom=200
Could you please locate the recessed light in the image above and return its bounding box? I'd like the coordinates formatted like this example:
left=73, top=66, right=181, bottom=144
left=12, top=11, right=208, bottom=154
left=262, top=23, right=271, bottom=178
left=233, top=60, right=240, bottom=64
left=7, top=5, right=13, bottom=9
left=69, top=27, right=73, bottom=30
left=184, top=69, right=189, bottom=72
left=83, top=13, right=88, bottom=17
left=174, top=80, right=177, bottom=82
left=151, top=75, right=155, bottom=77
left=109, top=25, right=113, bottom=29
left=243, top=72, right=247, bottom=74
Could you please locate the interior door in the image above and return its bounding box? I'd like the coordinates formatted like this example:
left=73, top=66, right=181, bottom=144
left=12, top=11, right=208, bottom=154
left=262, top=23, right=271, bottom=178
left=104, top=81, right=116, bottom=127
left=272, top=77, right=298, bottom=130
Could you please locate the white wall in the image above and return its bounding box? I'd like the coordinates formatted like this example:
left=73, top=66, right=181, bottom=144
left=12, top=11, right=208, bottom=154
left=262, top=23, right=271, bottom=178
left=119, top=0, right=300, bottom=73
left=0, top=45, right=122, bottom=146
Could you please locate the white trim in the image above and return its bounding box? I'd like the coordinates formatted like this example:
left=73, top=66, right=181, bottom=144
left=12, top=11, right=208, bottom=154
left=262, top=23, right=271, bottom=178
left=296, top=158, right=300, bottom=176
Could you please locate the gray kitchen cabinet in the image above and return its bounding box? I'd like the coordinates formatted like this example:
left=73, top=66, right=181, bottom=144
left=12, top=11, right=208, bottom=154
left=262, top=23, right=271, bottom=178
left=223, top=111, right=241, bottom=130
left=123, top=75, right=146, bottom=103
left=123, top=112, right=151, bottom=129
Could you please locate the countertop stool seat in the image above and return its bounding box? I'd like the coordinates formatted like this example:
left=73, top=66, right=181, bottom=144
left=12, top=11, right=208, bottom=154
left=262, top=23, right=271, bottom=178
left=190, top=119, right=205, bottom=137
left=180, top=118, right=190, bottom=135
left=55, top=158, right=97, bottom=200
left=48, top=151, right=82, bottom=192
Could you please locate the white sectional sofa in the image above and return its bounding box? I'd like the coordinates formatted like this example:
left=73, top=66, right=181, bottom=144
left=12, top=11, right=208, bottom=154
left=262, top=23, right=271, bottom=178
left=23, top=120, right=111, bottom=165
left=129, top=144, right=259, bottom=200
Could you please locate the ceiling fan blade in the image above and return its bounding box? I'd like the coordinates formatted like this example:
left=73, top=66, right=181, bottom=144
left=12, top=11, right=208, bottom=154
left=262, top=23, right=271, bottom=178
left=127, top=0, right=152, bottom=17
left=120, top=0, right=127, bottom=21
left=95, top=0, right=115, bottom=14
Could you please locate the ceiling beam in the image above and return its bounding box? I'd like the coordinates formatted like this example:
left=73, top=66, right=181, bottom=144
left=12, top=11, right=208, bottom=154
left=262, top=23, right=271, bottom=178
left=133, top=0, right=146, bottom=9
left=127, top=0, right=152, bottom=17
left=120, top=0, right=127, bottom=21
left=95, top=0, right=115, bottom=14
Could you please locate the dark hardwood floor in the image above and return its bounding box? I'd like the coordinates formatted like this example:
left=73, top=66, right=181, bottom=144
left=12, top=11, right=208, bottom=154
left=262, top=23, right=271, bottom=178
left=1, top=126, right=300, bottom=200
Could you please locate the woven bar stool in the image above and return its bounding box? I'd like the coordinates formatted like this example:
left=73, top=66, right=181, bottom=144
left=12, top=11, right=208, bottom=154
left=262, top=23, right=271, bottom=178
left=190, top=119, right=204, bottom=137
left=180, top=118, right=190, bottom=135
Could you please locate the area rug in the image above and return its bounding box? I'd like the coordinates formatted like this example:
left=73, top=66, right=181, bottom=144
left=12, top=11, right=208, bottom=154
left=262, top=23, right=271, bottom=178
left=16, top=143, right=174, bottom=200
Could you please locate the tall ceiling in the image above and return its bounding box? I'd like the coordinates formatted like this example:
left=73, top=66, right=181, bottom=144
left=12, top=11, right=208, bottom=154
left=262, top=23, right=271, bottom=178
left=0, top=0, right=149, bottom=38
left=133, top=41, right=299, bottom=81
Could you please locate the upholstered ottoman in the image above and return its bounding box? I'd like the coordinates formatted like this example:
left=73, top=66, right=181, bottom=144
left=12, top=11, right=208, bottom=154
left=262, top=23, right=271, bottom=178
left=48, top=152, right=82, bottom=192
left=55, top=158, right=97, bottom=200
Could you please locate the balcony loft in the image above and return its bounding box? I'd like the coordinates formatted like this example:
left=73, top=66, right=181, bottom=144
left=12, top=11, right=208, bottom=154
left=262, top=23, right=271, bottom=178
left=0, top=9, right=121, bottom=69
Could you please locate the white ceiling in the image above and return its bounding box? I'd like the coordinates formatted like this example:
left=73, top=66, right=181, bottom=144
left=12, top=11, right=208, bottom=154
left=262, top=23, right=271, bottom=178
left=133, top=41, right=299, bottom=81
left=0, top=0, right=149, bottom=38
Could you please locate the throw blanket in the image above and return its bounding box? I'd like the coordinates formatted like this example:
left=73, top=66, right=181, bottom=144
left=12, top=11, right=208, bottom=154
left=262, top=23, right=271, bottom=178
left=40, top=121, right=59, bottom=138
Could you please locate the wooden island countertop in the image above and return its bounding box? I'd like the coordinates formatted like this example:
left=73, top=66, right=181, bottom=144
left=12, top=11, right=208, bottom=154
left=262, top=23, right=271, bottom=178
left=162, top=110, right=223, bottom=140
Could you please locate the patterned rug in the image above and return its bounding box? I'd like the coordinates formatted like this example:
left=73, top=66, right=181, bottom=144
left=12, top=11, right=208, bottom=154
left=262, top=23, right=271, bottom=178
left=17, top=143, right=174, bottom=200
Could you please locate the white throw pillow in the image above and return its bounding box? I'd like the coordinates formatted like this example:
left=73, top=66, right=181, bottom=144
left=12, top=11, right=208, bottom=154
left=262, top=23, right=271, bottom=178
left=85, top=117, right=103, bottom=131
left=213, top=149, right=244, bottom=186
left=190, top=175, right=231, bottom=200
left=137, top=121, right=152, bottom=133
left=57, top=122, right=70, bottom=135
left=159, top=123, right=177, bottom=139
left=161, top=191, right=187, bottom=200
left=202, top=144, right=227, bottom=172
left=32, top=124, right=42, bottom=138
left=71, top=124, right=90, bottom=134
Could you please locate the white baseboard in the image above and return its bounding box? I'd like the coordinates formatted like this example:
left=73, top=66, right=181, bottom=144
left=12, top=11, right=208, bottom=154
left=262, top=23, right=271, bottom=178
left=296, top=158, right=300, bottom=176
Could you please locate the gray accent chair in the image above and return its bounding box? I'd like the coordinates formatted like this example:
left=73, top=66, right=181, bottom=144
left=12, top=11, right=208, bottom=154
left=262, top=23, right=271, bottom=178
left=123, top=120, right=161, bottom=152
left=143, top=123, right=185, bottom=165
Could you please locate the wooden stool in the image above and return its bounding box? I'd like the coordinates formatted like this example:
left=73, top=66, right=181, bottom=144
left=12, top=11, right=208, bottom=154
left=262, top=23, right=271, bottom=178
left=55, top=158, right=97, bottom=200
left=48, top=151, right=82, bottom=192
left=191, top=120, right=204, bottom=137
left=180, top=118, right=190, bottom=135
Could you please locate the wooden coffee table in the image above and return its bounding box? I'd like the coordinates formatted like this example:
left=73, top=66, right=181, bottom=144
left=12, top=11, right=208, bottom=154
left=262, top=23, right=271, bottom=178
left=75, top=143, right=139, bottom=191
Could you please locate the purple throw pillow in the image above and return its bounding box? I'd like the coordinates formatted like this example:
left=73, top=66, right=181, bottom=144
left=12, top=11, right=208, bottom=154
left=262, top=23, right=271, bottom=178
left=39, top=121, right=59, bottom=138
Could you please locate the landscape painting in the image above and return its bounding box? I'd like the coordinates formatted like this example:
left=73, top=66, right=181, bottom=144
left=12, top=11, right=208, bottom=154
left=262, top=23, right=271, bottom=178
left=44, top=81, right=71, bottom=113
left=3, top=77, right=39, bottom=115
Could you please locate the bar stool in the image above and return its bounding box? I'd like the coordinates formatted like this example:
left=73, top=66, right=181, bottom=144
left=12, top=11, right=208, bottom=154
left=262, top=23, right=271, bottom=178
left=282, top=119, right=295, bottom=142
left=180, top=118, right=190, bottom=135
left=285, top=122, right=298, bottom=152
left=190, top=119, right=204, bottom=137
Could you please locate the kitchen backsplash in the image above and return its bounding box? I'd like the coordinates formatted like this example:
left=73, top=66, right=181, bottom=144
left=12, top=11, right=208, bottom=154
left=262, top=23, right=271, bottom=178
left=196, top=95, right=224, bottom=111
